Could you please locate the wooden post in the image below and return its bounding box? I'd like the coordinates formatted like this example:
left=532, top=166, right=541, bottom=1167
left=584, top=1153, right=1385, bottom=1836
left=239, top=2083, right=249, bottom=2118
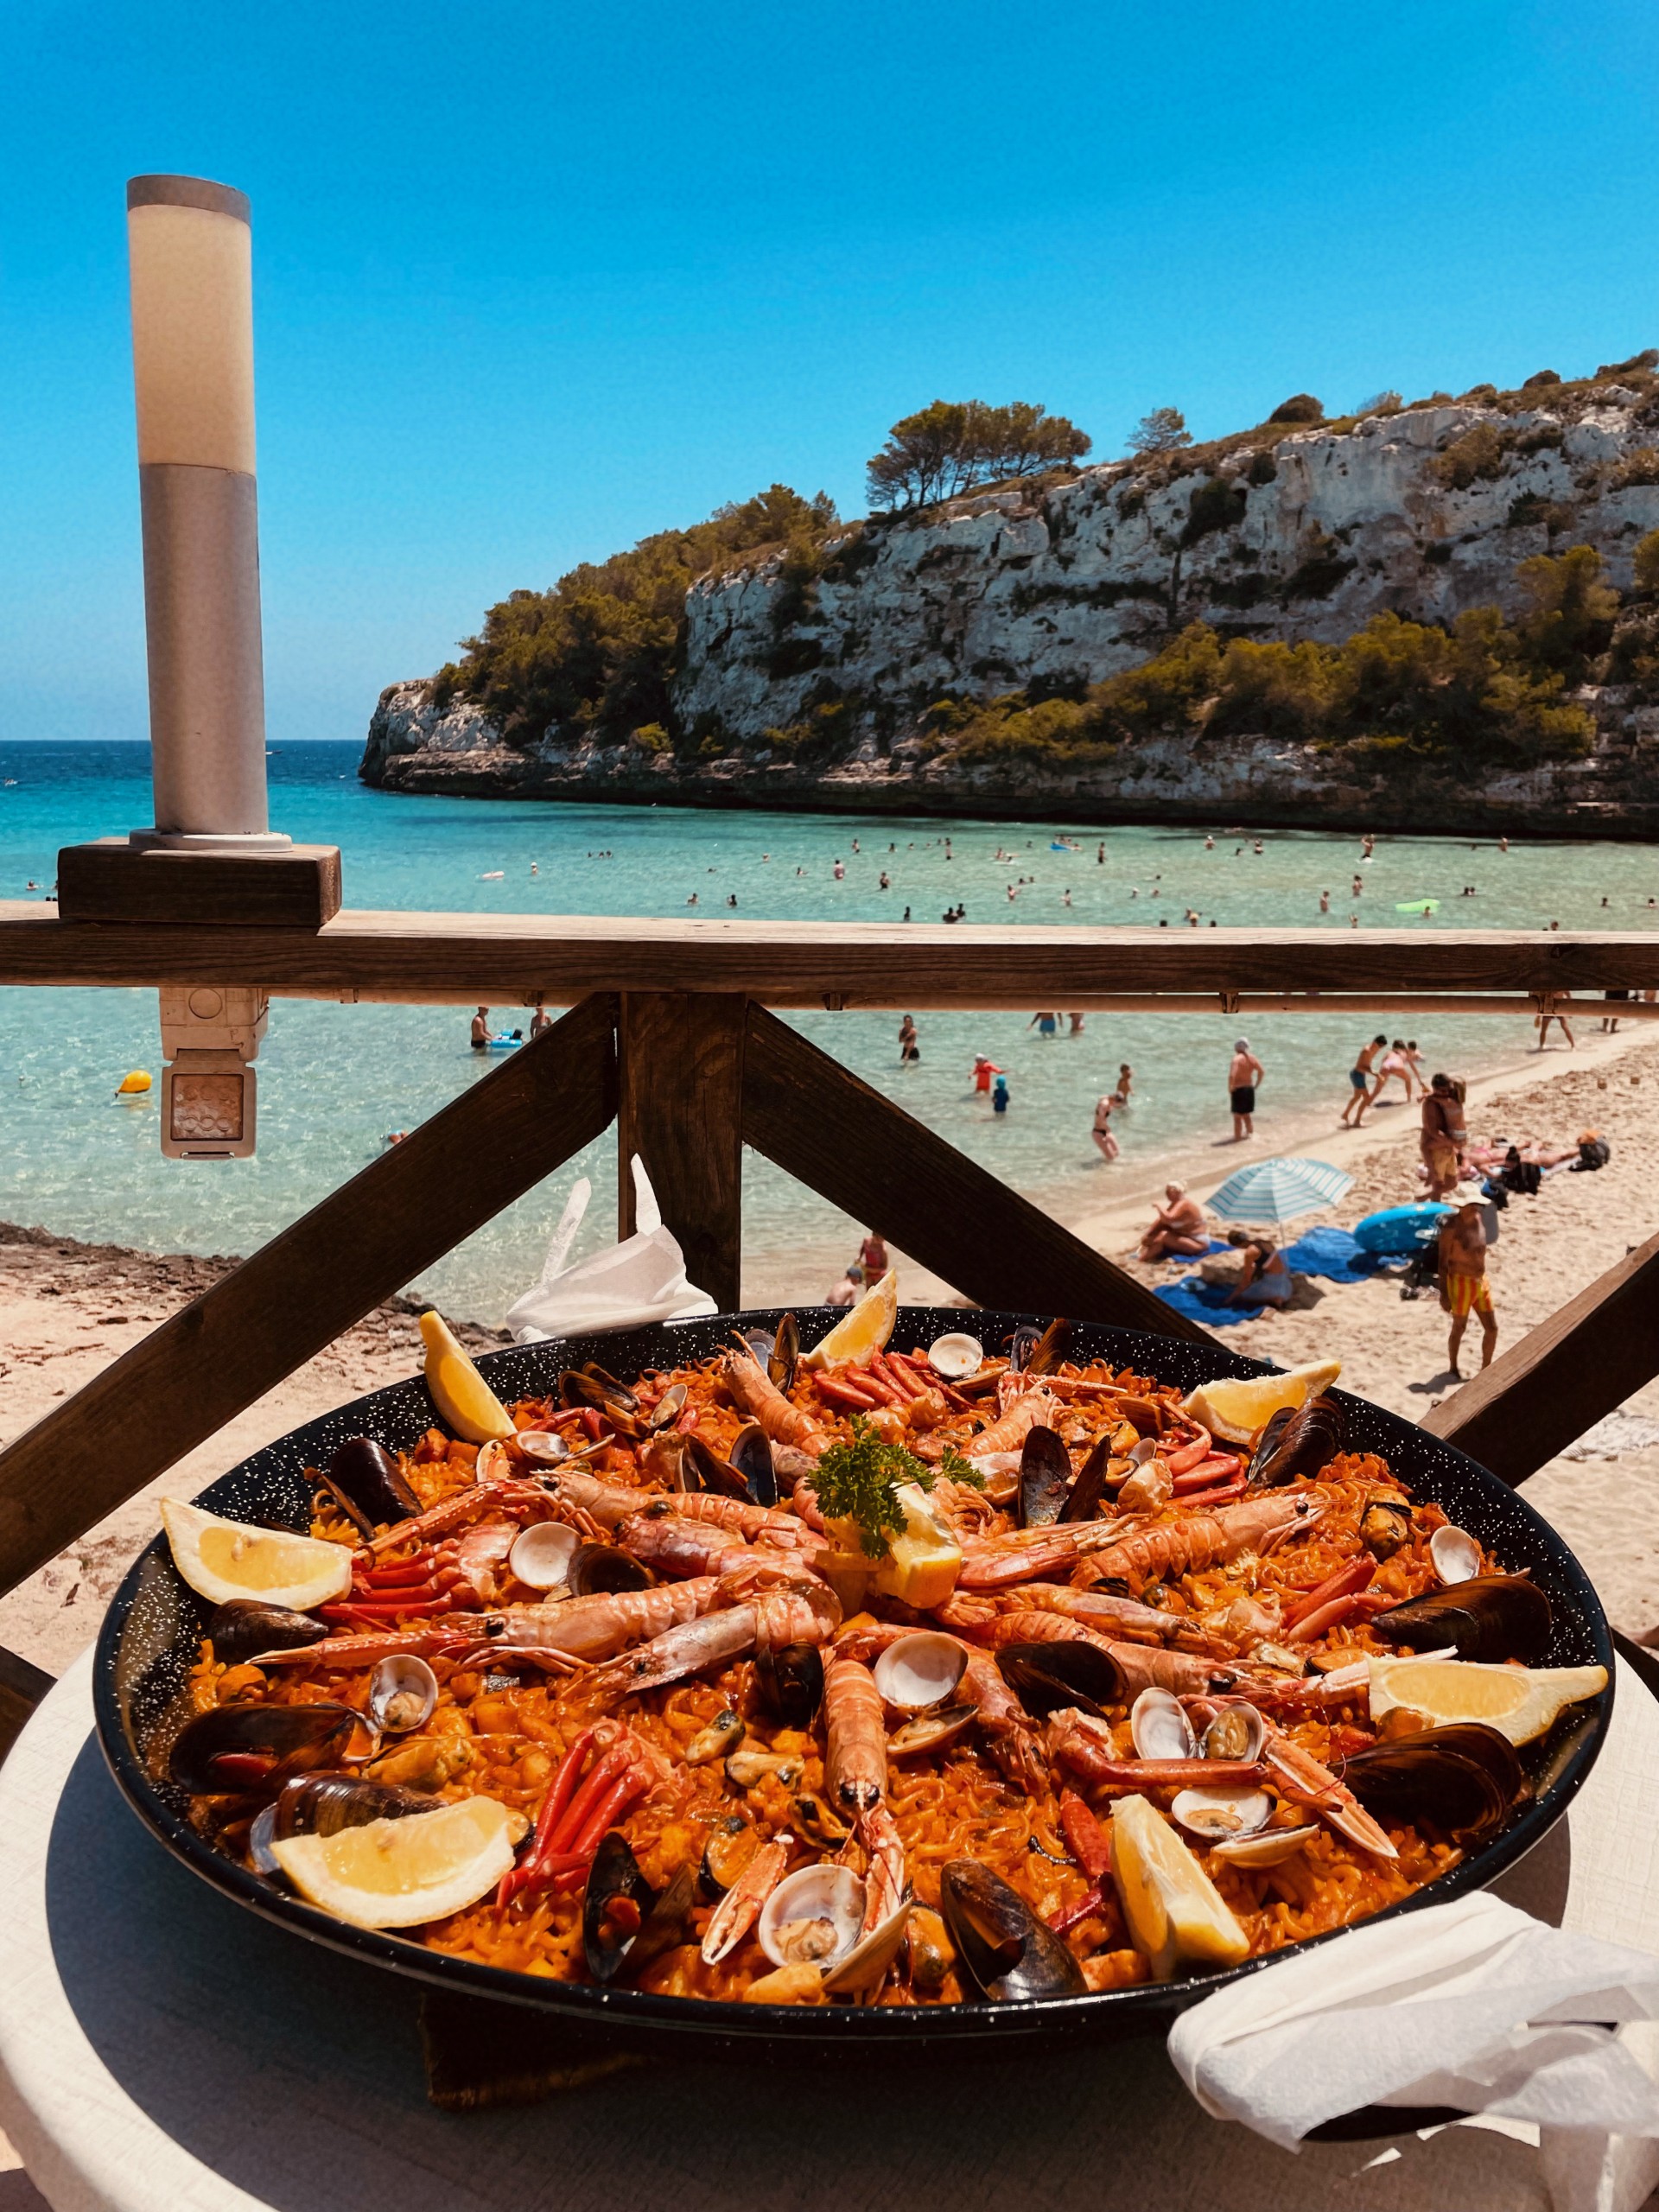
left=1422, top=1226, right=1659, bottom=1485
left=616, top=994, right=746, bottom=1313
left=741, top=1005, right=1213, bottom=1340
left=0, top=1646, right=54, bottom=1765
left=0, top=995, right=618, bottom=1597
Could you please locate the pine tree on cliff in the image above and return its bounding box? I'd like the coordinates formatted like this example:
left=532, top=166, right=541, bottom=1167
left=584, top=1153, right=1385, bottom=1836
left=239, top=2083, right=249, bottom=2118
left=865, top=401, right=1091, bottom=510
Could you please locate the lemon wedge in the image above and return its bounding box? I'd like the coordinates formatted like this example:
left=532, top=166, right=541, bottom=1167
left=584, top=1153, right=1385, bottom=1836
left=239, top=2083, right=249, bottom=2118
left=802, top=1268, right=898, bottom=1370
left=161, top=1497, right=353, bottom=1611
left=1183, top=1358, right=1342, bottom=1446
left=1110, top=1793, right=1250, bottom=1981
left=420, top=1308, right=515, bottom=1441
left=270, top=1796, right=523, bottom=1928
left=1369, top=1656, right=1608, bottom=1746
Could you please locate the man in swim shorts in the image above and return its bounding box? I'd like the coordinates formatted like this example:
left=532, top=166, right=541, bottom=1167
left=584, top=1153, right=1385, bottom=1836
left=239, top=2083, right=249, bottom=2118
left=1340, top=1034, right=1389, bottom=1127
left=470, top=1007, right=490, bottom=1052
left=1228, top=1038, right=1263, bottom=1141
left=1438, top=1185, right=1497, bottom=1376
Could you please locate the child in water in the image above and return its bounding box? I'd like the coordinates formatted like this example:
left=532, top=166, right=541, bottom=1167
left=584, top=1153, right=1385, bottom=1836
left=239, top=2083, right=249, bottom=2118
left=992, top=1075, right=1010, bottom=1116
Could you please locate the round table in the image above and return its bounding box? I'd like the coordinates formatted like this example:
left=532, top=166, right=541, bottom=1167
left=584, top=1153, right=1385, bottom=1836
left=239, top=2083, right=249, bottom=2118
left=2, top=1652, right=1656, bottom=2212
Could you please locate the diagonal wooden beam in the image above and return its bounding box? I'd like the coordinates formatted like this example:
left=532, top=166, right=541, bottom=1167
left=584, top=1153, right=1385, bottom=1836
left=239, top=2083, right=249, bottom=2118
left=1421, top=1225, right=1659, bottom=1485
left=0, top=995, right=619, bottom=1598
left=741, top=1004, right=1213, bottom=1342
left=0, top=1645, right=54, bottom=1765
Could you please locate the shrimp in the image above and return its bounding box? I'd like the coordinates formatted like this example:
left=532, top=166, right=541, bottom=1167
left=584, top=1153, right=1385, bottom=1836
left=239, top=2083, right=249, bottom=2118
left=616, top=1510, right=755, bottom=1579
left=823, top=1657, right=906, bottom=1934
left=721, top=1345, right=826, bottom=1455
left=936, top=1583, right=1237, bottom=1656
left=1260, top=1719, right=1398, bottom=1860
left=581, top=1580, right=840, bottom=1708
left=955, top=1516, right=1134, bottom=1591
left=966, top=1609, right=1227, bottom=1698
left=1070, top=1492, right=1323, bottom=1592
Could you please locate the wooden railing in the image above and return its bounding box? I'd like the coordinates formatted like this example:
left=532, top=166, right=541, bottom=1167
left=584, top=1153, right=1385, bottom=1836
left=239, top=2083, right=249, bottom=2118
left=3, top=905, right=1657, bottom=1754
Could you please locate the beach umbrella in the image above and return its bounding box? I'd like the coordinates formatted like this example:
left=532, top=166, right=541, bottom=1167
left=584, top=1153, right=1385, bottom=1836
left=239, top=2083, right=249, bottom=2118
left=1206, top=1157, right=1354, bottom=1225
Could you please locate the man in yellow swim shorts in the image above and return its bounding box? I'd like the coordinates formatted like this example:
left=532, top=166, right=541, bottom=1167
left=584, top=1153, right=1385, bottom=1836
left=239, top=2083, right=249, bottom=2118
left=1438, top=1185, right=1497, bottom=1377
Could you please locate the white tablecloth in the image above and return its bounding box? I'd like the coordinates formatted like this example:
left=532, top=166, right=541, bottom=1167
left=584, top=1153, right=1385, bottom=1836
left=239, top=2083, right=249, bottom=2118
left=1, top=1652, right=1656, bottom=2212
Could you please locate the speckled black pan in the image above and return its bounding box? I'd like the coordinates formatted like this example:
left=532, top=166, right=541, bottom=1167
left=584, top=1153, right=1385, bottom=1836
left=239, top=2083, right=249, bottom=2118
left=94, top=1311, right=1612, bottom=2056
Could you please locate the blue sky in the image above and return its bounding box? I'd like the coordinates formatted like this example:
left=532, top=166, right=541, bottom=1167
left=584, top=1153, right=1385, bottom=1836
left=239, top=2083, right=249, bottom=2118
left=3, top=0, right=1656, bottom=744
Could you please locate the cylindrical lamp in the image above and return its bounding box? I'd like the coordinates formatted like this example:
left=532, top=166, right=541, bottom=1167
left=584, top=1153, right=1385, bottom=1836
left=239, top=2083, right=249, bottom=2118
left=126, top=175, right=285, bottom=848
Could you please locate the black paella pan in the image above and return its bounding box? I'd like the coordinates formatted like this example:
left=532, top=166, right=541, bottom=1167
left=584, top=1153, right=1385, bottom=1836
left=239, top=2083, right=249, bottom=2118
left=94, top=1310, right=1613, bottom=2056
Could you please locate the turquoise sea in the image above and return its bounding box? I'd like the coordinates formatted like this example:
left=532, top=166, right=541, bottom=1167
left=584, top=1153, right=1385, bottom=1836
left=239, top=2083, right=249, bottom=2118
left=3, top=740, right=1656, bottom=1321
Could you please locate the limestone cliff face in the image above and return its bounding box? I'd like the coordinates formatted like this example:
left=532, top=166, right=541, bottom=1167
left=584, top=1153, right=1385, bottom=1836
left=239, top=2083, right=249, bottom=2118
left=362, top=386, right=1659, bottom=832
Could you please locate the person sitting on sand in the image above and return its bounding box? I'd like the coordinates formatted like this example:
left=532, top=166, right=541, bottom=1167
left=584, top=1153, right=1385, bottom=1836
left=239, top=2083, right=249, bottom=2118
left=1139, top=1182, right=1208, bottom=1262
left=1421, top=1073, right=1466, bottom=1198
left=1226, top=1230, right=1293, bottom=1307
left=1438, top=1184, right=1497, bottom=1375
left=824, top=1262, right=864, bottom=1309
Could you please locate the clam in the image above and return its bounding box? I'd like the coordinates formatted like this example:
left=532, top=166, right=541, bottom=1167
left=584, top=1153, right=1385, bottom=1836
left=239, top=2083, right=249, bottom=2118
left=700, top=1814, right=760, bottom=1896
left=1171, top=1785, right=1272, bottom=1841
left=823, top=1901, right=913, bottom=1996
left=683, top=1709, right=745, bottom=1766
left=645, top=1382, right=689, bottom=1433
left=366, top=1655, right=438, bottom=1735
left=928, top=1332, right=984, bottom=1381
left=513, top=1429, right=573, bottom=1466
left=758, top=1863, right=865, bottom=1970
left=996, top=1640, right=1122, bottom=1719
left=1429, top=1525, right=1483, bottom=1586
left=753, top=1640, right=825, bottom=1729
left=1339, top=1722, right=1524, bottom=1838
left=1058, top=1434, right=1113, bottom=1526
left=872, top=1632, right=969, bottom=1714
left=323, top=1435, right=420, bottom=1525
left=939, top=1860, right=1086, bottom=2000
left=582, top=1831, right=696, bottom=1986
left=1212, top=1824, right=1318, bottom=1868
left=566, top=1542, right=652, bottom=1597
left=768, top=1314, right=800, bottom=1396
left=207, top=1599, right=330, bottom=1664
left=1130, top=1685, right=1198, bottom=1761
left=887, top=1707, right=977, bottom=1757
left=1019, top=1427, right=1072, bottom=1529
left=1370, top=1575, right=1551, bottom=1663
left=168, top=1701, right=358, bottom=1796
left=728, top=1421, right=779, bottom=1509
left=1250, top=1395, right=1346, bottom=1486
left=1200, top=1700, right=1265, bottom=1763
left=507, top=1520, right=582, bottom=1592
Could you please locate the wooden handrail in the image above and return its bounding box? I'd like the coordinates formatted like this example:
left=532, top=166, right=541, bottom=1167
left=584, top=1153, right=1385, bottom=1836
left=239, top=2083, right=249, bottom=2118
left=0, top=996, right=619, bottom=1599
left=1423, top=1227, right=1659, bottom=1485
left=3, top=905, right=1659, bottom=1004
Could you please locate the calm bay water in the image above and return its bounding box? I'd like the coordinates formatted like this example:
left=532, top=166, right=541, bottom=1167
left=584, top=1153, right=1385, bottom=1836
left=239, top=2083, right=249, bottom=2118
left=3, top=740, right=1655, bottom=1321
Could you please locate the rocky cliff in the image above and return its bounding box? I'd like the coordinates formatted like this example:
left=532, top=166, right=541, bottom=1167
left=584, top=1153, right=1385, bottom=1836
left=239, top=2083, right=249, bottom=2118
left=362, top=374, right=1659, bottom=833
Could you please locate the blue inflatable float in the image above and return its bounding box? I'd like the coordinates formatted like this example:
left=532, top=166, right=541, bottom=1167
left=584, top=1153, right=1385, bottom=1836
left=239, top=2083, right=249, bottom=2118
left=1352, top=1202, right=1451, bottom=1255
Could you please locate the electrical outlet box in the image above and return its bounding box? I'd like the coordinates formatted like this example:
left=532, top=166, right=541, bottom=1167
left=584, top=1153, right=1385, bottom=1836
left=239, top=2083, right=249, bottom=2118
left=158, top=986, right=267, bottom=1159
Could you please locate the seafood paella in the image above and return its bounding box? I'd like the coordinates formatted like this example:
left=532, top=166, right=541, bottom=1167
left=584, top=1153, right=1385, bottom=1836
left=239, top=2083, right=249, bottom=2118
left=149, top=1294, right=1607, bottom=2010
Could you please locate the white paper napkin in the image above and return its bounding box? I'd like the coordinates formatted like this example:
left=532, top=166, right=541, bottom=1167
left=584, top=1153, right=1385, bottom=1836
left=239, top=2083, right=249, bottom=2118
left=505, top=1157, right=717, bottom=1341
left=1168, top=1891, right=1659, bottom=2209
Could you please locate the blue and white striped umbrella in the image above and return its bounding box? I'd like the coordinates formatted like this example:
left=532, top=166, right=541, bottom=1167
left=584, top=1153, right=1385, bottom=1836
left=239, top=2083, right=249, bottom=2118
left=1205, top=1156, right=1354, bottom=1225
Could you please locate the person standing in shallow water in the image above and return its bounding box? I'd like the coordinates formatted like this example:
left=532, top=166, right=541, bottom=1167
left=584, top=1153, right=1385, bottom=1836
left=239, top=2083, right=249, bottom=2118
left=470, top=1007, right=490, bottom=1052
left=992, top=1074, right=1010, bottom=1116
left=899, top=1014, right=919, bottom=1065
left=1228, top=1037, right=1263, bottom=1141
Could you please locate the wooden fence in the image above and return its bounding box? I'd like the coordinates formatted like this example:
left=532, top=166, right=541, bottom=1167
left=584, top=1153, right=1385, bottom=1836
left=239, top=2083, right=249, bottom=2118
left=3, top=906, right=1656, bottom=1754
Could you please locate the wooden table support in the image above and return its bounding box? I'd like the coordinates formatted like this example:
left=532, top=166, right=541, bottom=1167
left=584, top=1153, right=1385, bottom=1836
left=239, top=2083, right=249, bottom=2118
left=741, top=1005, right=1211, bottom=1340
left=0, top=995, right=619, bottom=1599
left=1423, top=1225, right=1659, bottom=1485
left=0, top=1646, right=54, bottom=1764
left=617, top=995, right=746, bottom=1313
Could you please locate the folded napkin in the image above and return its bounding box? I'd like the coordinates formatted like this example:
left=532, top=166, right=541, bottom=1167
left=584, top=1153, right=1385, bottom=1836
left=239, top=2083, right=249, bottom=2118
left=505, top=1157, right=717, bottom=1342
left=1169, top=1891, right=1659, bottom=2209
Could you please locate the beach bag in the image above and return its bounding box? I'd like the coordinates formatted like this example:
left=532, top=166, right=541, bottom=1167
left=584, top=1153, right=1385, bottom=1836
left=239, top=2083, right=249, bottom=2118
left=1572, top=1137, right=1611, bottom=1173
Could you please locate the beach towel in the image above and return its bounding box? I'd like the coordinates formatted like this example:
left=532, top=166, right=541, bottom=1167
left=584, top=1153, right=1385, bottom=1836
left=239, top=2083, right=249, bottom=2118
left=1275, top=1225, right=1382, bottom=1285
left=1154, top=1278, right=1263, bottom=1327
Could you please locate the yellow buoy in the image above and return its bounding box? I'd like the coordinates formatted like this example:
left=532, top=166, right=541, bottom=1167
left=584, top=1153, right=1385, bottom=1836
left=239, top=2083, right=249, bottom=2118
left=116, top=1070, right=152, bottom=1096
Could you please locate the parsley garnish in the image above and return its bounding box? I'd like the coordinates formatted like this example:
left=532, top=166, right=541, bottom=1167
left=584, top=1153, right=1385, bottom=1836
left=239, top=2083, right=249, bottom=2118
left=938, top=1444, right=987, bottom=1491
left=809, top=1420, right=986, bottom=1558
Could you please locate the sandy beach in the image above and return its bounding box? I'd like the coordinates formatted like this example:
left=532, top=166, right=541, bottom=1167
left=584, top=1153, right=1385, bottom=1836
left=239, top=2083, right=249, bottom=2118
left=3, top=1020, right=1657, bottom=1681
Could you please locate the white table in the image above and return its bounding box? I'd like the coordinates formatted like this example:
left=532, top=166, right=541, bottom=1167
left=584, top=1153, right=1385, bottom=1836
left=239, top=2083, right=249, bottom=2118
left=2, top=1652, right=1656, bottom=2212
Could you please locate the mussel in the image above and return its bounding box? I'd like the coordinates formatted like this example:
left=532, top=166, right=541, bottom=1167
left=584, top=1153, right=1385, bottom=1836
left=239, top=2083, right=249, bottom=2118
left=1370, top=1575, right=1552, bottom=1663
left=753, top=1639, right=825, bottom=1729
left=768, top=1313, right=800, bottom=1396
left=940, top=1860, right=1086, bottom=1999
left=1339, top=1723, right=1525, bottom=1838
left=684, top=1709, right=745, bottom=1766
left=168, top=1700, right=358, bottom=1796
left=790, top=1789, right=853, bottom=1848
left=560, top=1365, right=640, bottom=1428
left=582, top=1831, right=696, bottom=1986
left=1018, top=1427, right=1072, bottom=1529
left=566, top=1542, right=652, bottom=1597
left=1358, top=1491, right=1414, bottom=1560
left=996, top=1640, right=1122, bottom=1719
left=678, top=1430, right=756, bottom=1503
left=701, top=1815, right=760, bottom=1896
left=728, top=1421, right=779, bottom=1509
left=1007, top=1318, right=1070, bottom=1376
left=1249, top=1394, right=1346, bottom=1485
left=1057, top=1434, right=1113, bottom=1526
left=207, top=1599, right=331, bottom=1664
left=250, top=1770, right=432, bottom=1876
left=323, top=1436, right=420, bottom=1525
